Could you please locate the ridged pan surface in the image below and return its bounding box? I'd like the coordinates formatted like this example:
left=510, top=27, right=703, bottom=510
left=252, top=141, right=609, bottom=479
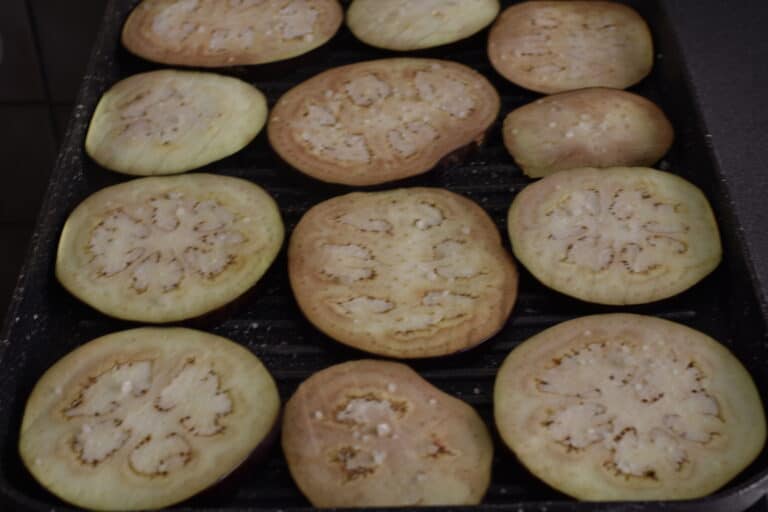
left=0, top=0, right=767, bottom=511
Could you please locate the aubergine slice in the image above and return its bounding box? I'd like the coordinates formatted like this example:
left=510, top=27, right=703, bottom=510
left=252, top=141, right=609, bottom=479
left=268, top=58, right=500, bottom=185
left=346, top=0, right=500, bottom=51
left=288, top=188, right=518, bottom=358
left=85, top=70, right=267, bottom=176
left=122, top=0, right=343, bottom=67
left=282, top=360, right=493, bottom=507
left=503, top=88, right=674, bottom=178
left=19, top=327, right=280, bottom=511
left=507, top=167, right=722, bottom=305
left=488, top=1, right=653, bottom=94
left=494, top=314, right=767, bottom=500
left=56, top=173, right=283, bottom=323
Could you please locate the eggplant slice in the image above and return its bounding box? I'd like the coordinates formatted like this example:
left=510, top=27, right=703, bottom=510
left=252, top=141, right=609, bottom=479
left=283, top=360, right=493, bottom=507
left=19, top=327, right=281, bottom=511
left=268, top=58, right=500, bottom=185
left=503, top=88, right=674, bottom=178
left=507, top=167, right=721, bottom=305
left=56, top=174, right=284, bottom=323
left=346, top=0, right=500, bottom=51
left=488, top=1, right=653, bottom=94
left=494, top=314, right=767, bottom=500
left=85, top=70, right=268, bottom=176
left=122, top=0, right=343, bottom=67
left=288, top=188, right=518, bottom=358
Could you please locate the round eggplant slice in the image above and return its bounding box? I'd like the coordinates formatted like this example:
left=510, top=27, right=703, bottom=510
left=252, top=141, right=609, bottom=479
left=288, top=188, right=518, bottom=358
left=122, top=0, right=343, bottom=67
left=85, top=70, right=267, bottom=176
left=268, top=58, right=500, bottom=185
left=19, top=327, right=281, bottom=511
left=283, top=360, right=493, bottom=507
left=494, top=314, right=767, bottom=501
left=488, top=1, right=653, bottom=94
left=503, top=88, right=674, bottom=178
left=56, top=174, right=284, bottom=323
left=507, top=167, right=721, bottom=305
left=346, top=0, right=500, bottom=51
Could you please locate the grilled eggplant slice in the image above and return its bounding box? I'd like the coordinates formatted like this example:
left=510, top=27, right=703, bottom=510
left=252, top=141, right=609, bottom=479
left=283, top=360, right=493, bottom=506
left=268, top=58, right=500, bottom=185
left=288, top=188, right=518, bottom=358
left=503, top=88, right=674, bottom=178
left=347, top=0, right=500, bottom=51
left=122, top=0, right=343, bottom=67
left=56, top=174, right=283, bottom=323
left=488, top=1, right=653, bottom=94
left=19, top=327, right=280, bottom=511
left=494, top=314, right=766, bottom=500
left=507, top=167, right=721, bottom=305
left=85, top=70, right=267, bottom=176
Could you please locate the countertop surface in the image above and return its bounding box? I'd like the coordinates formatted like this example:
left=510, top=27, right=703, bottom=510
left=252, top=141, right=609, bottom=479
left=664, top=0, right=768, bottom=318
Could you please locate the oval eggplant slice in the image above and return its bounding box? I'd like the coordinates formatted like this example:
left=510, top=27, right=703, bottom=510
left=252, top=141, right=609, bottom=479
left=346, top=0, right=500, bottom=51
left=507, top=167, right=721, bottom=305
left=289, top=188, right=518, bottom=358
left=283, top=359, right=493, bottom=506
left=56, top=174, right=283, bottom=323
left=85, top=70, right=267, bottom=176
left=488, top=1, right=653, bottom=94
left=122, top=0, right=343, bottom=67
left=494, top=314, right=767, bottom=501
left=268, top=58, right=500, bottom=185
left=503, top=88, right=674, bottom=178
left=19, top=327, right=281, bottom=511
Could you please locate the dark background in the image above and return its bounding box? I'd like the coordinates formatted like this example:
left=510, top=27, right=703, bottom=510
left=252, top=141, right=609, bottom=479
left=0, top=0, right=107, bottom=315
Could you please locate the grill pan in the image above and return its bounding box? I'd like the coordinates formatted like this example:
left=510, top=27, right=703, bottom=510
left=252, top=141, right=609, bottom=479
left=1, top=0, right=767, bottom=510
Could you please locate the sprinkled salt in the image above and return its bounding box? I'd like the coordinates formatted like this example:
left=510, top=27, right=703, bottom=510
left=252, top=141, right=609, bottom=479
left=121, top=380, right=133, bottom=394
left=313, top=410, right=323, bottom=420
left=376, top=423, right=391, bottom=437
left=387, top=383, right=397, bottom=393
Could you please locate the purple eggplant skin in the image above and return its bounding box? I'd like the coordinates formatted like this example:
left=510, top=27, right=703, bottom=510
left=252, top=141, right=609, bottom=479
left=184, top=407, right=283, bottom=505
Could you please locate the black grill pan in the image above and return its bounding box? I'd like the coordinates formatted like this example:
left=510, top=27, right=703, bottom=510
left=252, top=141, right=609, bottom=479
left=1, top=0, right=767, bottom=510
